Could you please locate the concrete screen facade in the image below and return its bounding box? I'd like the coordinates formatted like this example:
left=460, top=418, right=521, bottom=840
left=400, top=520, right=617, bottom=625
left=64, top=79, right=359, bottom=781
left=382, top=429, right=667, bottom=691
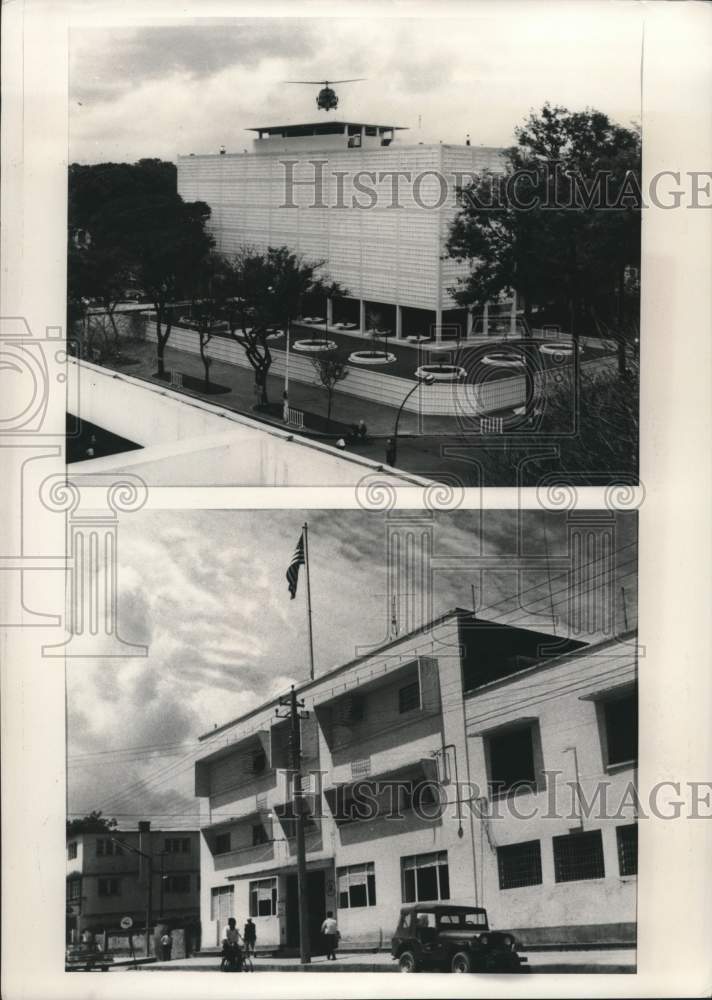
left=177, top=123, right=506, bottom=337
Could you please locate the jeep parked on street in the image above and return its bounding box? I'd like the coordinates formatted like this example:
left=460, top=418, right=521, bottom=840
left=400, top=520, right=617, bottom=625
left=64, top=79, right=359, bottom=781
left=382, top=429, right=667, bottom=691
left=391, top=904, right=527, bottom=973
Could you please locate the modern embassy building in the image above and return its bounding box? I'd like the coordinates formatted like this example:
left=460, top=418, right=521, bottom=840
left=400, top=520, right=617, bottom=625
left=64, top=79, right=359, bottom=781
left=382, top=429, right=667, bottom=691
left=177, top=120, right=507, bottom=340
left=194, top=523, right=638, bottom=954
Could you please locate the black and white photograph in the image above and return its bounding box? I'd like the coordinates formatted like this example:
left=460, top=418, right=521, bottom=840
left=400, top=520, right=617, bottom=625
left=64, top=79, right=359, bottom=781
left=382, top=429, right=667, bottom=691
left=1, top=1, right=711, bottom=999
left=65, top=508, right=639, bottom=974
left=65, top=8, right=643, bottom=488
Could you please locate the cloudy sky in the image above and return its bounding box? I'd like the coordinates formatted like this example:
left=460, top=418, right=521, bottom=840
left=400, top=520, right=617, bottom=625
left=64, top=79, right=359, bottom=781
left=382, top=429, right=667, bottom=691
left=69, top=5, right=644, bottom=163
left=67, top=509, right=637, bottom=830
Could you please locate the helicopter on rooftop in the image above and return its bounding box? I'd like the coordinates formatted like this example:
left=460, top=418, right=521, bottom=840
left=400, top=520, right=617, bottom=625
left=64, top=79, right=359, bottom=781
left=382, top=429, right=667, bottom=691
left=285, top=78, right=366, bottom=112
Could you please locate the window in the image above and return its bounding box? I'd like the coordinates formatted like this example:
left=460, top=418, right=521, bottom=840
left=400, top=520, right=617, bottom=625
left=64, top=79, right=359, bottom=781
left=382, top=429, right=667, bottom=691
left=214, top=832, right=231, bottom=855
left=210, top=884, right=234, bottom=921
left=164, top=838, right=191, bottom=854
left=98, top=877, right=121, bottom=897
left=252, top=823, right=269, bottom=846
left=553, top=831, right=605, bottom=883
left=96, top=838, right=122, bottom=857
left=398, top=681, right=421, bottom=714
left=67, top=842, right=77, bottom=860
left=164, top=875, right=190, bottom=894
left=253, top=750, right=267, bottom=774
left=600, top=691, right=637, bottom=768
left=617, top=824, right=638, bottom=876
left=337, top=862, right=376, bottom=909
left=67, top=878, right=82, bottom=901
left=249, top=877, right=277, bottom=917
left=401, top=851, right=450, bottom=903
left=497, top=840, right=543, bottom=890
left=486, top=723, right=540, bottom=795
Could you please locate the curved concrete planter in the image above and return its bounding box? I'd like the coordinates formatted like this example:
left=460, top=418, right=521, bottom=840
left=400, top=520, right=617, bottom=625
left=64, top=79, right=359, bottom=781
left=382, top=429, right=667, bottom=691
left=293, top=339, right=337, bottom=353
left=348, top=351, right=396, bottom=366
left=481, top=352, right=526, bottom=368
left=415, top=364, right=467, bottom=382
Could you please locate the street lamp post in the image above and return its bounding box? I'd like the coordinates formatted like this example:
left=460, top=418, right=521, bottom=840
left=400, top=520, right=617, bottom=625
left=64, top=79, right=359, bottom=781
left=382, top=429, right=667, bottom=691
left=110, top=836, right=154, bottom=957
left=390, top=374, right=435, bottom=467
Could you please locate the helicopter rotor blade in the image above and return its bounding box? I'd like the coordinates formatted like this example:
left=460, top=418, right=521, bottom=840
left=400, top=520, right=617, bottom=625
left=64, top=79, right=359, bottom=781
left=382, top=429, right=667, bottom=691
left=285, top=80, right=329, bottom=85
left=328, top=78, right=367, bottom=84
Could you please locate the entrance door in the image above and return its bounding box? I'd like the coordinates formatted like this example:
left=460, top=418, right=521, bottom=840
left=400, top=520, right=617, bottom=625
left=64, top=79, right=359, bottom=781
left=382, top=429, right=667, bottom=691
left=210, top=885, right=234, bottom=946
left=285, top=871, right=327, bottom=955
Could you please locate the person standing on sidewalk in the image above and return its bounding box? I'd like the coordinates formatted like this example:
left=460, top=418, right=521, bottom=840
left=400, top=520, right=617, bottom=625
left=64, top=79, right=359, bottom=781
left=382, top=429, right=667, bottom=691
left=243, top=917, right=256, bottom=956
left=385, top=438, right=396, bottom=466
left=321, top=911, right=339, bottom=961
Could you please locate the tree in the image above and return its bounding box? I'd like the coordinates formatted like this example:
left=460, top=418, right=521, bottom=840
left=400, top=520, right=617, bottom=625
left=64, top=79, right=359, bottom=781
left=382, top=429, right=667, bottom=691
left=312, top=352, right=349, bottom=428
left=446, top=104, right=641, bottom=373
left=189, top=252, right=232, bottom=388
left=66, top=810, right=118, bottom=837
left=93, top=193, right=214, bottom=378
left=219, top=247, right=339, bottom=407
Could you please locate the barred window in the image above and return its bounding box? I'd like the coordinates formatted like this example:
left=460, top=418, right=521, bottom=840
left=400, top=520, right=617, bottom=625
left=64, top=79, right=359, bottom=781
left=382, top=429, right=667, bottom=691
left=617, top=824, right=638, bottom=876
left=337, top=862, right=376, bottom=909
left=67, top=842, right=77, bottom=860
left=497, top=840, right=543, bottom=890
left=249, top=877, right=277, bottom=917
left=67, top=878, right=82, bottom=901
left=553, top=831, right=605, bottom=883
left=401, top=851, right=450, bottom=903
left=164, top=875, right=190, bottom=894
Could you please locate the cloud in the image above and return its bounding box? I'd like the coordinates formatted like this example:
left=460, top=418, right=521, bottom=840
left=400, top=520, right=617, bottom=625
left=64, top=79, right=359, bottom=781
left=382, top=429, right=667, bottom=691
left=67, top=509, right=637, bottom=827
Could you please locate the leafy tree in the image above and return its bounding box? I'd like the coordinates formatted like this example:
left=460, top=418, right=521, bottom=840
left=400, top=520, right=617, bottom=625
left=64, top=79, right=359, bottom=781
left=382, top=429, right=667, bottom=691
left=189, top=252, right=232, bottom=388
left=92, top=194, right=214, bottom=377
left=311, top=351, right=349, bottom=428
left=66, top=810, right=118, bottom=837
left=69, top=159, right=177, bottom=232
left=446, top=104, right=641, bottom=374
left=219, top=247, right=342, bottom=407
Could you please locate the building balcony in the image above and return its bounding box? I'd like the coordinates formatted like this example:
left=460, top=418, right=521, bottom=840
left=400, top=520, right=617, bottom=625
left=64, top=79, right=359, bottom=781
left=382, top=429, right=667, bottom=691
left=195, top=729, right=275, bottom=806
left=314, top=656, right=442, bottom=771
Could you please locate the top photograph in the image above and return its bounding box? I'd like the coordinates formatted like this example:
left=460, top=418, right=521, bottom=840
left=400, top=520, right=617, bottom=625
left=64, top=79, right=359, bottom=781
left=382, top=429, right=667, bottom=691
left=66, top=11, right=642, bottom=488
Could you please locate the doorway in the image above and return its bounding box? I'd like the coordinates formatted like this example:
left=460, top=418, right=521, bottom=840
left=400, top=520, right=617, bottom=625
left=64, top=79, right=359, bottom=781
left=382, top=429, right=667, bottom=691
left=285, top=870, right=327, bottom=954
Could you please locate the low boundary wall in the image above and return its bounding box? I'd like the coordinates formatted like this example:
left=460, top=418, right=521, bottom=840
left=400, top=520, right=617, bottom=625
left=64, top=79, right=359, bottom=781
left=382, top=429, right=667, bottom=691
left=143, top=323, right=617, bottom=418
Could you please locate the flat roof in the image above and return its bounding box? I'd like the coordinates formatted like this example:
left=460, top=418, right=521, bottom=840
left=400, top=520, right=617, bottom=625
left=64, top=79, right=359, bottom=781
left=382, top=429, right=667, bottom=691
left=248, top=121, right=407, bottom=133
left=197, top=609, right=577, bottom=742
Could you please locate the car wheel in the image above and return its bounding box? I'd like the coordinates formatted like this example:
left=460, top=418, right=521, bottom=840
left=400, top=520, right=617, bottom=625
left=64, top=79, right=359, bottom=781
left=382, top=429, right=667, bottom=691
left=398, top=950, right=418, bottom=973
left=451, top=951, right=472, bottom=973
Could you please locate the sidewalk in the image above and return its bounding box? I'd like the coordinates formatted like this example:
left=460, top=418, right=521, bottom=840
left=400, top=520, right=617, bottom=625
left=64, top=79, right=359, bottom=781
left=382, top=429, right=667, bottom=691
left=119, top=948, right=636, bottom=974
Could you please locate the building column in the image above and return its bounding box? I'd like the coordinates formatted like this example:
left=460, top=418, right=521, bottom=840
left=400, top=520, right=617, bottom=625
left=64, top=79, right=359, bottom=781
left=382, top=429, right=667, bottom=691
left=466, top=310, right=474, bottom=339
left=326, top=297, right=333, bottom=327
left=359, top=299, right=366, bottom=333
left=434, top=308, right=442, bottom=342
left=510, top=290, right=517, bottom=337
left=395, top=304, right=403, bottom=340
left=483, top=302, right=489, bottom=337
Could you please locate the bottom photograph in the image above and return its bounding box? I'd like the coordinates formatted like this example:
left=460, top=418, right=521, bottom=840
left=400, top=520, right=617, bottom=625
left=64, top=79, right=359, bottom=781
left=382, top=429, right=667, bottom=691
left=66, top=507, right=638, bottom=975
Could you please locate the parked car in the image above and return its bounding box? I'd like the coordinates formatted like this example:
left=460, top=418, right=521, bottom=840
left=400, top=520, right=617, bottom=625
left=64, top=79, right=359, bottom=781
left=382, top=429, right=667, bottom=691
left=65, top=943, right=113, bottom=972
left=391, top=904, right=527, bottom=973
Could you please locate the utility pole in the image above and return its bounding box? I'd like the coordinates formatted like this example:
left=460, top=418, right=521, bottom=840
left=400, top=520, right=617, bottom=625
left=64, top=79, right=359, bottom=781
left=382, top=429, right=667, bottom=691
left=111, top=836, right=153, bottom=957
left=277, top=686, right=311, bottom=963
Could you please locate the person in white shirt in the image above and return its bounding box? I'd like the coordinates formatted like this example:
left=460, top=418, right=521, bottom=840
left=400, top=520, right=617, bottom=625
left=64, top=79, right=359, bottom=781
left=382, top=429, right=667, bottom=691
left=221, top=918, right=243, bottom=969
left=320, top=911, right=339, bottom=960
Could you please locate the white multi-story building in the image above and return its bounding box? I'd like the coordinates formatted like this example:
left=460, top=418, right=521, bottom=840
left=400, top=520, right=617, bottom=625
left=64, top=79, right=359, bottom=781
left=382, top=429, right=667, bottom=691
left=177, top=120, right=507, bottom=341
left=194, top=609, right=638, bottom=953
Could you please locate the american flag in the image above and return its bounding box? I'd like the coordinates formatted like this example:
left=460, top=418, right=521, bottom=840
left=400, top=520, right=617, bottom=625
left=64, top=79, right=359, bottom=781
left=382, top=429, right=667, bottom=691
left=286, top=531, right=305, bottom=599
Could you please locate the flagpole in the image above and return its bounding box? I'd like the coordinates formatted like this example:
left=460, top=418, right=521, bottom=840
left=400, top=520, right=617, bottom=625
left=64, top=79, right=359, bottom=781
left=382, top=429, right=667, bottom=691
left=302, top=522, right=315, bottom=680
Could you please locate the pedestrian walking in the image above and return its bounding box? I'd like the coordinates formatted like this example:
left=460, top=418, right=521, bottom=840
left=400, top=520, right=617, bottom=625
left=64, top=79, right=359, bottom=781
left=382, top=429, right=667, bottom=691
left=160, top=930, right=172, bottom=961
left=385, top=437, right=396, bottom=466
left=321, top=911, right=340, bottom=961
left=243, top=917, right=256, bottom=956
